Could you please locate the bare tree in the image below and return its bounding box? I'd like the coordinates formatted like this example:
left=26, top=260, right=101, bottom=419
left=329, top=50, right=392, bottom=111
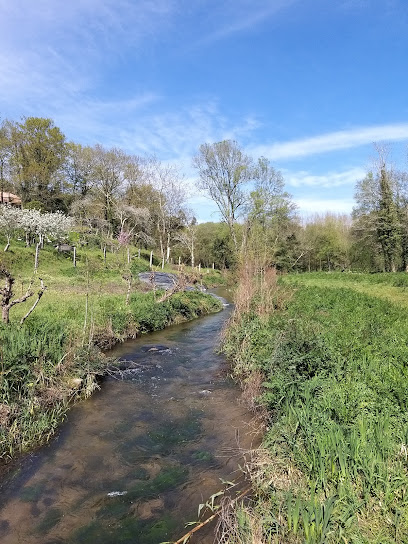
left=175, top=210, right=198, bottom=267
left=147, top=158, right=187, bottom=264
left=0, top=267, right=46, bottom=324
left=193, top=140, right=253, bottom=251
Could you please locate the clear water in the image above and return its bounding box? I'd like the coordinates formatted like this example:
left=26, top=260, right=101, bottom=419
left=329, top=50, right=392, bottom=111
left=0, top=290, right=257, bottom=544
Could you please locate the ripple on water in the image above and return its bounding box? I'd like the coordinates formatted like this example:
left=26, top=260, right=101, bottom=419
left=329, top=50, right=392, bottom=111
left=0, top=291, right=259, bottom=544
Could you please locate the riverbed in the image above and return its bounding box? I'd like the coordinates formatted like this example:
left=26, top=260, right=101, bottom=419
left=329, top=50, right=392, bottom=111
left=0, top=290, right=257, bottom=543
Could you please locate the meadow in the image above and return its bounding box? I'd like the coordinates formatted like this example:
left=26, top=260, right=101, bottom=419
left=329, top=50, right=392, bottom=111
left=0, top=240, right=223, bottom=462
left=222, top=271, right=408, bottom=543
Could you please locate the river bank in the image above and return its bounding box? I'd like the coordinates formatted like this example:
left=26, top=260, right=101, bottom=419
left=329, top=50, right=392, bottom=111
left=221, top=269, right=408, bottom=543
left=0, top=243, right=224, bottom=463
left=0, top=289, right=256, bottom=544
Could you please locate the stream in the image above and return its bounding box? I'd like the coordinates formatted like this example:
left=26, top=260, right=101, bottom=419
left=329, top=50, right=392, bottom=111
left=0, top=289, right=257, bottom=544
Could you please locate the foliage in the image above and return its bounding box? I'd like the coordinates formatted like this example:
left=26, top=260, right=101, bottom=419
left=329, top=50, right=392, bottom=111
left=0, top=239, right=222, bottom=461
left=222, top=270, right=408, bottom=543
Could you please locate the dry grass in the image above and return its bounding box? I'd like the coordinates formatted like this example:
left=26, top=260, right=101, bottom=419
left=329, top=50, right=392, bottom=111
left=215, top=497, right=265, bottom=544
left=243, top=448, right=305, bottom=496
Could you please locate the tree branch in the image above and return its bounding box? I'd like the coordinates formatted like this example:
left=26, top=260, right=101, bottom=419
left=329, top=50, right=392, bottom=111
left=20, top=278, right=47, bottom=325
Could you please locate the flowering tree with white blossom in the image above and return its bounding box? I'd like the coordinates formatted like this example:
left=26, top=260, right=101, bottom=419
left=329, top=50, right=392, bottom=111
left=0, top=206, right=73, bottom=271
left=0, top=205, right=22, bottom=251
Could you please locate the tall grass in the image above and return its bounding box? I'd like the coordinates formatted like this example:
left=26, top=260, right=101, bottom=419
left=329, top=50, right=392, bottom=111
left=222, top=269, right=408, bottom=543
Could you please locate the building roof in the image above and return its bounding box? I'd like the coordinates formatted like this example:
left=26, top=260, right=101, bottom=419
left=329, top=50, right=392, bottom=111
left=0, top=192, right=22, bottom=206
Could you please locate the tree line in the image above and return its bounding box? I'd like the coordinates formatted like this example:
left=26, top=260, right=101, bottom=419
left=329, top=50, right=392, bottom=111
left=1, top=116, right=406, bottom=273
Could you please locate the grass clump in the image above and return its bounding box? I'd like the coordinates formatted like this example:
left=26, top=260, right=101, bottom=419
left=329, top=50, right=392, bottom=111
left=222, top=268, right=408, bottom=543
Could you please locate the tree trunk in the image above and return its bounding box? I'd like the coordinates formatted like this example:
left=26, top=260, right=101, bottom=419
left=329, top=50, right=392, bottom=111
left=34, top=243, right=40, bottom=272
left=2, top=305, right=9, bottom=324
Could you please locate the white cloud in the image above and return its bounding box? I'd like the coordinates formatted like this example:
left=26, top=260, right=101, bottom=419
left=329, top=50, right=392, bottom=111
left=284, top=167, right=366, bottom=188
left=295, top=197, right=355, bottom=216
left=252, top=123, right=408, bottom=161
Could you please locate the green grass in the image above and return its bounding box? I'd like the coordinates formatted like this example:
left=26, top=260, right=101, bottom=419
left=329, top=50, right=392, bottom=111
left=223, top=272, right=408, bottom=543
left=0, top=239, right=222, bottom=461
left=283, top=271, right=408, bottom=307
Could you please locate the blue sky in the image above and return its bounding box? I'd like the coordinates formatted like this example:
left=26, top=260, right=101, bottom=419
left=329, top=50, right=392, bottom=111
left=1, top=0, right=408, bottom=221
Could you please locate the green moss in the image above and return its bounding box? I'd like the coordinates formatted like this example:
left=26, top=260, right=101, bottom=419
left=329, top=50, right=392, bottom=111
left=20, top=483, right=47, bottom=503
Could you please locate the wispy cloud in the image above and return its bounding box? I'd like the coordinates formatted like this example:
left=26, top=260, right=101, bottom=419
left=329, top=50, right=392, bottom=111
left=115, top=103, right=259, bottom=159
left=285, top=167, right=366, bottom=188
left=252, top=123, right=408, bottom=161
left=195, top=0, right=298, bottom=46
left=0, top=0, right=177, bottom=116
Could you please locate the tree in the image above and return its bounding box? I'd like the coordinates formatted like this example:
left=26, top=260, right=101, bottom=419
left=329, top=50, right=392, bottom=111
left=0, top=205, right=23, bottom=251
left=242, top=157, right=298, bottom=269
left=194, top=222, right=236, bottom=269
left=354, top=146, right=401, bottom=272
left=147, top=159, right=187, bottom=264
left=0, top=120, right=12, bottom=201
left=89, top=144, right=129, bottom=228
left=114, top=203, right=153, bottom=246
left=193, top=140, right=253, bottom=251
left=175, top=211, right=198, bottom=267
left=303, top=214, right=351, bottom=271
left=0, top=266, right=46, bottom=324
left=9, top=117, right=67, bottom=210
left=65, top=143, right=94, bottom=196
left=377, top=166, right=400, bottom=272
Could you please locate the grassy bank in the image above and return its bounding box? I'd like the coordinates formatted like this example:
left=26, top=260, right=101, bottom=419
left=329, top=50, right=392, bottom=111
left=222, top=270, right=408, bottom=543
left=0, top=241, right=223, bottom=462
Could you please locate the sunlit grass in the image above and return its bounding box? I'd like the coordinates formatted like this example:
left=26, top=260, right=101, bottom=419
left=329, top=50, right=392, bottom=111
left=282, top=271, right=408, bottom=307
left=0, top=239, right=223, bottom=461
left=222, top=270, right=408, bottom=543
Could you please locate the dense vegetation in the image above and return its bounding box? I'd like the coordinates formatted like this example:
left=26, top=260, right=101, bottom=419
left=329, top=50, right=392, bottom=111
left=2, top=116, right=408, bottom=274
left=0, top=240, right=222, bottom=462
left=222, top=270, right=408, bottom=543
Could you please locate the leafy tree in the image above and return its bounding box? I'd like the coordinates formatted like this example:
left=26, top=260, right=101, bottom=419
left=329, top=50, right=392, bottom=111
left=9, top=117, right=67, bottom=210
left=194, top=222, right=236, bottom=269
left=242, top=157, right=298, bottom=269
left=65, top=142, right=94, bottom=196
left=354, top=152, right=401, bottom=272
left=303, top=214, right=351, bottom=271
left=88, top=144, right=129, bottom=228
left=377, top=166, right=400, bottom=271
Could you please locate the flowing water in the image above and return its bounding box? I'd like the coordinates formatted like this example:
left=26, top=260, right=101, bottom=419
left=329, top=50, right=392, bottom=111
left=0, top=290, right=257, bottom=544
